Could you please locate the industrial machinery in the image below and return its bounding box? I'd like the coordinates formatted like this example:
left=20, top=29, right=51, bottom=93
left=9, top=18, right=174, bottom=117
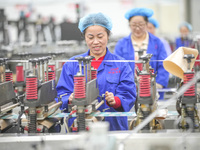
left=130, top=53, right=163, bottom=131
left=66, top=56, right=104, bottom=132
left=176, top=54, right=200, bottom=131
left=0, top=58, right=21, bottom=133
left=19, top=56, right=62, bottom=133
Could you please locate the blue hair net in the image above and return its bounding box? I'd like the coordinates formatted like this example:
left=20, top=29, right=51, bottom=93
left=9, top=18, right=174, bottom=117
left=125, top=7, right=154, bottom=20
left=148, top=17, right=159, bottom=28
left=78, top=12, right=112, bottom=33
left=179, top=22, right=192, bottom=32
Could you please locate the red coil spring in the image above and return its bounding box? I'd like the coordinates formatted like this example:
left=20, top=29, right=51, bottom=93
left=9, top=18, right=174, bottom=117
left=48, top=65, right=55, bottom=71
left=91, top=70, right=97, bottom=80
left=16, top=65, right=24, bottom=82
left=45, top=71, right=55, bottom=81
left=5, top=71, right=13, bottom=82
left=183, top=73, right=195, bottom=96
left=48, top=71, right=55, bottom=81
left=74, top=76, right=86, bottom=99
left=139, top=74, right=151, bottom=97
left=26, top=77, right=38, bottom=100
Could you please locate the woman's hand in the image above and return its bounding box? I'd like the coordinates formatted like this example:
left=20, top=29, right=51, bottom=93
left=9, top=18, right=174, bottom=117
left=68, top=93, right=74, bottom=103
left=105, top=91, right=116, bottom=106
left=156, top=83, right=163, bottom=89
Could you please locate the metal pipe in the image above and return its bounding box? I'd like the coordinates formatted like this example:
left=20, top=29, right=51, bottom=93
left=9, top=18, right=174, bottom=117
left=37, top=59, right=41, bottom=80
left=0, top=103, right=20, bottom=113
left=48, top=101, right=62, bottom=110
left=82, top=58, right=86, bottom=82
left=95, top=100, right=104, bottom=110
left=75, top=56, right=84, bottom=74
left=41, top=57, right=45, bottom=82
left=29, top=58, right=38, bottom=76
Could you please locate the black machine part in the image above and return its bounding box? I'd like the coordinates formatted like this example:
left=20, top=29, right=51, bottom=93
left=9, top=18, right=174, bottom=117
left=24, top=80, right=57, bottom=107
left=0, top=81, right=16, bottom=106
left=183, top=54, right=195, bottom=71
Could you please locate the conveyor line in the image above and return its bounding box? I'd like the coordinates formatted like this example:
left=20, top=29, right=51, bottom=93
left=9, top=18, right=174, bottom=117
left=1, top=111, right=179, bottom=120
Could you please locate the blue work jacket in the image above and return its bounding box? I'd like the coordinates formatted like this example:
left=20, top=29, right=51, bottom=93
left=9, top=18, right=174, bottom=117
left=114, top=33, right=169, bottom=99
left=56, top=49, right=136, bottom=131
left=175, top=37, right=191, bottom=49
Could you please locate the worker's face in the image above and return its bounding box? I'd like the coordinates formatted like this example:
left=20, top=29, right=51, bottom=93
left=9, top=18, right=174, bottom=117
left=129, top=16, right=147, bottom=38
left=147, top=22, right=156, bottom=35
left=180, top=26, right=189, bottom=37
left=85, top=25, right=108, bottom=58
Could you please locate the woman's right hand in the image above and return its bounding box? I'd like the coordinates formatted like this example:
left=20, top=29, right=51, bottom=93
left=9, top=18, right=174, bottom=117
left=68, top=93, right=74, bottom=103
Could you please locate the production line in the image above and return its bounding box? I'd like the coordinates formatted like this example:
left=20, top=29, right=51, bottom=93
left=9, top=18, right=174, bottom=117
left=1, top=8, right=200, bottom=142
left=0, top=45, right=200, bottom=150
left=2, top=1, right=200, bottom=149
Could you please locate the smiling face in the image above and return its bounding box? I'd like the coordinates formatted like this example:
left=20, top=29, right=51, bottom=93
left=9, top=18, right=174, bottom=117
left=84, top=25, right=109, bottom=59
left=129, top=16, right=147, bottom=39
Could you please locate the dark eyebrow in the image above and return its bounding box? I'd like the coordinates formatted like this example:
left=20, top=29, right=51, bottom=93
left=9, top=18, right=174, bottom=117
left=87, top=33, right=94, bottom=36
left=97, top=33, right=104, bottom=36
left=87, top=32, right=104, bottom=36
left=131, top=22, right=145, bottom=24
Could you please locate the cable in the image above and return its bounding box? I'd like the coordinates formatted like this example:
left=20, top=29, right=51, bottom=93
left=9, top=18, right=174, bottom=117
left=64, top=116, right=70, bottom=133
left=64, top=110, right=77, bottom=133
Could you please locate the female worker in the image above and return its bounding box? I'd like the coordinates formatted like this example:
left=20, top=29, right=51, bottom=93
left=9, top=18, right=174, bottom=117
left=56, top=12, right=136, bottom=131
left=114, top=7, right=169, bottom=100
left=175, top=22, right=193, bottom=49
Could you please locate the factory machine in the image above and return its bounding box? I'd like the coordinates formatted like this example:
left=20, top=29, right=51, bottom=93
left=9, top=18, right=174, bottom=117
left=17, top=56, right=62, bottom=133
left=0, top=58, right=20, bottom=133
left=162, top=47, right=200, bottom=131
left=64, top=56, right=104, bottom=132
left=175, top=54, right=200, bottom=131
left=130, top=54, right=163, bottom=131
left=0, top=47, right=200, bottom=149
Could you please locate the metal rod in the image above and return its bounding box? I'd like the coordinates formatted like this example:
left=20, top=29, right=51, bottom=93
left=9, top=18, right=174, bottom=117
left=0, top=103, right=20, bottom=113
left=48, top=101, right=62, bottom=110
left=46, top=59, right=49, bottom=81
left=37, top=61, right=41, bottom=80
left=42, top=58, right=45, bottom=82
left=95, top=100, right=104, bottom=110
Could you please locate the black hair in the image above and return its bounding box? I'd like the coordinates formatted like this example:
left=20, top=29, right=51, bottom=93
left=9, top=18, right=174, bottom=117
left=129, top=16, right=148, bottom=22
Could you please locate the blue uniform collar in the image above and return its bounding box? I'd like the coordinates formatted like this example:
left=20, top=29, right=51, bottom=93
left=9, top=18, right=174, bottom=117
left=128, top=32, right=157, bottom=55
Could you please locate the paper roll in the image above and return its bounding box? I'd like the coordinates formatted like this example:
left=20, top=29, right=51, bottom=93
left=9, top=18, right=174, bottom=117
left=163, top=47, right=198, bottom=79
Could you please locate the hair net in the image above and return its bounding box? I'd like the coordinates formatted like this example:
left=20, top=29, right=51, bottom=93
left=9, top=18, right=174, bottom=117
left=179, top=22, right=193, bottom=32
left=148, top=17, right=159, bottom=28
left=78, top=12, right=112, bottom=33
left=125, top=7, right=154, bottom=20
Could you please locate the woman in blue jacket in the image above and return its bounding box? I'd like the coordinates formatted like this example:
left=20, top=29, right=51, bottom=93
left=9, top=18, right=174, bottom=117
left=114, top=8, right=169, bottom=99
left=175, top=22, right=193, bottom=49
left=56, top=12, right=136, bottom=131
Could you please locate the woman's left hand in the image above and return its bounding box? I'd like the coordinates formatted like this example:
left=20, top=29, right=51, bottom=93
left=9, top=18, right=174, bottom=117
left=105, top=91, right=116, bottom=106
left=156, top=83, right=163, bottom=89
